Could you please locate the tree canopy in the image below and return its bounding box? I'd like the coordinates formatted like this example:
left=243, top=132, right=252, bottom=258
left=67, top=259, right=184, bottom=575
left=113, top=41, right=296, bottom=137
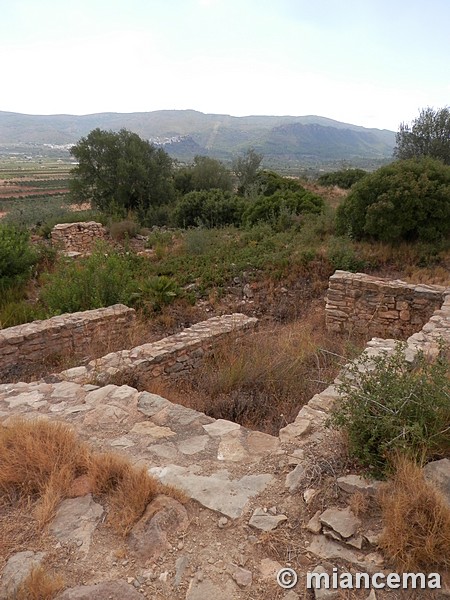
left=70, top=128, right=175, bottom=214
left=336, top=158, right=450, bottom=243
left=174, top=155, right=233, bottom=194
left=232, top=148, right=263, bottom=195
left=394, top=107, right=450, bottom=165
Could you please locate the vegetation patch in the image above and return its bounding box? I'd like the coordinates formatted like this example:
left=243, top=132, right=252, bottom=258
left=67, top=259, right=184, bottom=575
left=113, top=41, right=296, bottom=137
left=379, top=455, right=450, bottom=571
left=329, top=342, right=450, bottom=477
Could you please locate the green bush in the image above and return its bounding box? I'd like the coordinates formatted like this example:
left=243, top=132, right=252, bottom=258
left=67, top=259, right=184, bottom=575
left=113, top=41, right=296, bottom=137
left=39, top=244, right=140, bottom=313
left=318, top=168, right=367, bottom=189
left=329, top=343, right=450, bottom=477
left=132, top=276, right=182, bottom=312
left=243, top=189, right=324, bottom=227
left=336, top=158, right=450, bottom=243
left=0, top=223, right=37, bottom=289
left=173, top=189, right=244, bottom=228
left=326, top=236, right=366, bottom=272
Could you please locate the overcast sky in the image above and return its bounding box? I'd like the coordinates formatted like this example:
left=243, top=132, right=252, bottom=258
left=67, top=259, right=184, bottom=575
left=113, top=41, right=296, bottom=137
left=1, top=0, right=449, bottom=130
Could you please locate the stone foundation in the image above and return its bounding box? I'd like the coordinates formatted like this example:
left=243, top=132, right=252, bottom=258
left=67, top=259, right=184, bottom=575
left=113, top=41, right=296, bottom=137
left=325, top=270, right=447, bottom=338
left=51, top=221, right=106, bottom=254
left=0, top=305, right=135, bottom=380
left=58, top=313, right=258, bottom=385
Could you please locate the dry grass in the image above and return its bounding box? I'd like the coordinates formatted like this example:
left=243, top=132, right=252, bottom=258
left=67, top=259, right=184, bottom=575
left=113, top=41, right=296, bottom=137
left=379, top=454, right=450, bottom=571
left=349, top=491, right=370, bottom=516
left=16, top=566, right=65, bottom=600
left=146, top=314, right=362, bottom=435
left=0, top=418, right=182, bottom=535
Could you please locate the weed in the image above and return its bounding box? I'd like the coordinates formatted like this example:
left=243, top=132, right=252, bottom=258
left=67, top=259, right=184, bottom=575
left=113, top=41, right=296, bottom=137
left=16, top=566, right=65, bottom=600
left=379, top=455, right=450, bottom=571
left=329, top=342, right=450, bottom=477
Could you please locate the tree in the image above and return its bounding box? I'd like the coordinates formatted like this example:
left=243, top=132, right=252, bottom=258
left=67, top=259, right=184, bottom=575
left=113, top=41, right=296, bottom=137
left=394, top=107, right=450, bottom=165
left=70, top=128, right=175, bottom=214
left=174, top=156, right=233, bottom=194
left=336, top=158, right=450, bottom=243
left=232, top=148, right=263, bottom=195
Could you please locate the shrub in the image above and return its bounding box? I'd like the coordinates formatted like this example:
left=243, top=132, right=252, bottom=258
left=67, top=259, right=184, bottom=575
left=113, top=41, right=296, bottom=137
left=0, top=223, right=37, bottom=289
left=336, top=158, right=450, bottom=243
left=379, top=455, right=450, bottom=571
left=329, top=343, right=450, bottom=477
left=173, top=189, right=244, bottom=228
left=108, top=218, right=140, bottom=241
left=132, top=276, right=182, bottom=312
left=39, top=244, right=140, bottom=313
left=243, top=189, right=324, bottom=227
left=317, top=168, right=368, bottom=189
left=326, top=236, right=366, bottom=272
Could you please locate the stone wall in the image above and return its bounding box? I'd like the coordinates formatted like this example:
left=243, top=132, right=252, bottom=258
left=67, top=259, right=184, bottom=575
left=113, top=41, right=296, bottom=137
left=51, top=222, right=106, bottom=254
left=0, top=305, right=135, bottom=380
left=58, top=313, right=258, bottom=385
left=325, top=270, right=447, bottom=338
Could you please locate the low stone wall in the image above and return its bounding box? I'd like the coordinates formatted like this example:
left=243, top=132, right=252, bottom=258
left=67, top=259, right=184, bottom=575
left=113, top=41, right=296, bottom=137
left=51, top=222, right=106, bottom=254
left=0, top=305, right=135, bottom=380
left=59, top=313, right=258, bottom=385
left=325, top=270, right=447, bottom=338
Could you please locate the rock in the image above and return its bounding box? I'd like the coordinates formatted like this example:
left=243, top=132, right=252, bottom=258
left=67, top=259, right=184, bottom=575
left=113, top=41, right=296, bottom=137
left=249, top=508, right=288, bottom=531
left=218, top=517, right=228, bottom=528
left=177, top=435, right=209, bottom=455
left=319, top=507, right=361, bottom=539
left=217, top=432, right=248, bottom=462
left=202, top=419, right=241, bottom=437
left=304, top=488, right=318, bottom=504
left=130, top=421, right=176, bottom=438
left=55, top=581, right=142, bottom=599
left=365, top=591, right=377, bottom=600
left=364, top=530, right=382, bottom=546
left=423, top=458, right=450, bottom=507
left=285, top=464, right=305, bottom=493
left=149, top=465, right=273, bottom=519
left=243, top=284, right=254, bottom=298
left=283, top=592, right=299, bottom=600
left=337, top=474, right=381, bottom=496
left=173, top=555, right=189, bottom=588
left=259, top=558, right=282, bottom=580
left=306, top=510, right=323, bottom=534
left=0, top=551, right=45, bottom=600
left=229, top=564, right=253, bottom=587
left=307, top=534, right=363, bottom=566
left=279, top=418, right=311, bottom=443
left=128, top=494, right=189, bottom=560
left=49, top=494, right=103, bottom=555
left=309, top=565, right=339, bottom=599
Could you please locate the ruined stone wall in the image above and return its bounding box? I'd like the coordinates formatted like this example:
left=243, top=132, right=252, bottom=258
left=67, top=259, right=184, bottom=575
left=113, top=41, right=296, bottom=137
left=51, top=222, right=106, bottom=254
left=58, top=313, right=258, bottom=385
left=325, top=270, right=447, bottom=338
left=0, top=305, right=135, bottom=380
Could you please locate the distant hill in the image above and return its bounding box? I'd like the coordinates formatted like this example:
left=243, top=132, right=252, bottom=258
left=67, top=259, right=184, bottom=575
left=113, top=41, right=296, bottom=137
left=0, top=109, right=395, bottom=165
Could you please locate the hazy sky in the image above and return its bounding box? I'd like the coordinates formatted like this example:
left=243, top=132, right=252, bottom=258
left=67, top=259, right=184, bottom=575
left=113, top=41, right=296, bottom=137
left=1, top=0, right=449, bottom=130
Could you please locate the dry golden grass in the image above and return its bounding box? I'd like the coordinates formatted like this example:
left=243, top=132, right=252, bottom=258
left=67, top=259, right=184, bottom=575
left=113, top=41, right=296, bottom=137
left=379, top=455, right=450, bottom=571
left=349, top=491, right=370, bottom=516
left=16, top=566, right=65, bottom=600
left=146, top=314, right=362, bottom=434
left=0, top=418, right=182, bottom=536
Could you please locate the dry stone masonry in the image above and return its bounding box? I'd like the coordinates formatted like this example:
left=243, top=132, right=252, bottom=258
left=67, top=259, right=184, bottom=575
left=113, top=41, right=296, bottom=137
left=58, top=313, right=258, bottom=385
left=325, top=270, right=447, bottom=338
left=0, top=304, right=135, bottom=380
left=1, top=273, right=450, bottom=599
left=50, top=221, right=106, bottom=255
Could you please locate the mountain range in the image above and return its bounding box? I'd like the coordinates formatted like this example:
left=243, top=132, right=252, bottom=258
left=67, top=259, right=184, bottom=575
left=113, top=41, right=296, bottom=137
left=0, top=109, right=396, bottom=166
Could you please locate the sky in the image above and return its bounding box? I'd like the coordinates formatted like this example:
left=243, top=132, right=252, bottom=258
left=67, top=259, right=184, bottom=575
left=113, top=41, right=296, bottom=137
left=1, top=0, right=449, bottom=130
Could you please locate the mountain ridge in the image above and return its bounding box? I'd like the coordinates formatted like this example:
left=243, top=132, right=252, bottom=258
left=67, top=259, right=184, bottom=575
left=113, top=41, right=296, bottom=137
left=0, top=109, right=396, bottom=164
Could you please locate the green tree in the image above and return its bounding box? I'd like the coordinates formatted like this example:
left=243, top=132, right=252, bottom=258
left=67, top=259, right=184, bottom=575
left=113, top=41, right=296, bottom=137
left=173, top=189, right=244, bottom=228
left=232, top=148, right=263, bottom=195
left=174, top=156, right=233, bottom=194
left=70, top=128, right=175, bottom=215
left=336, top=158, right=450, bottom=243
left=394, top=107, right=450, bottom=165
